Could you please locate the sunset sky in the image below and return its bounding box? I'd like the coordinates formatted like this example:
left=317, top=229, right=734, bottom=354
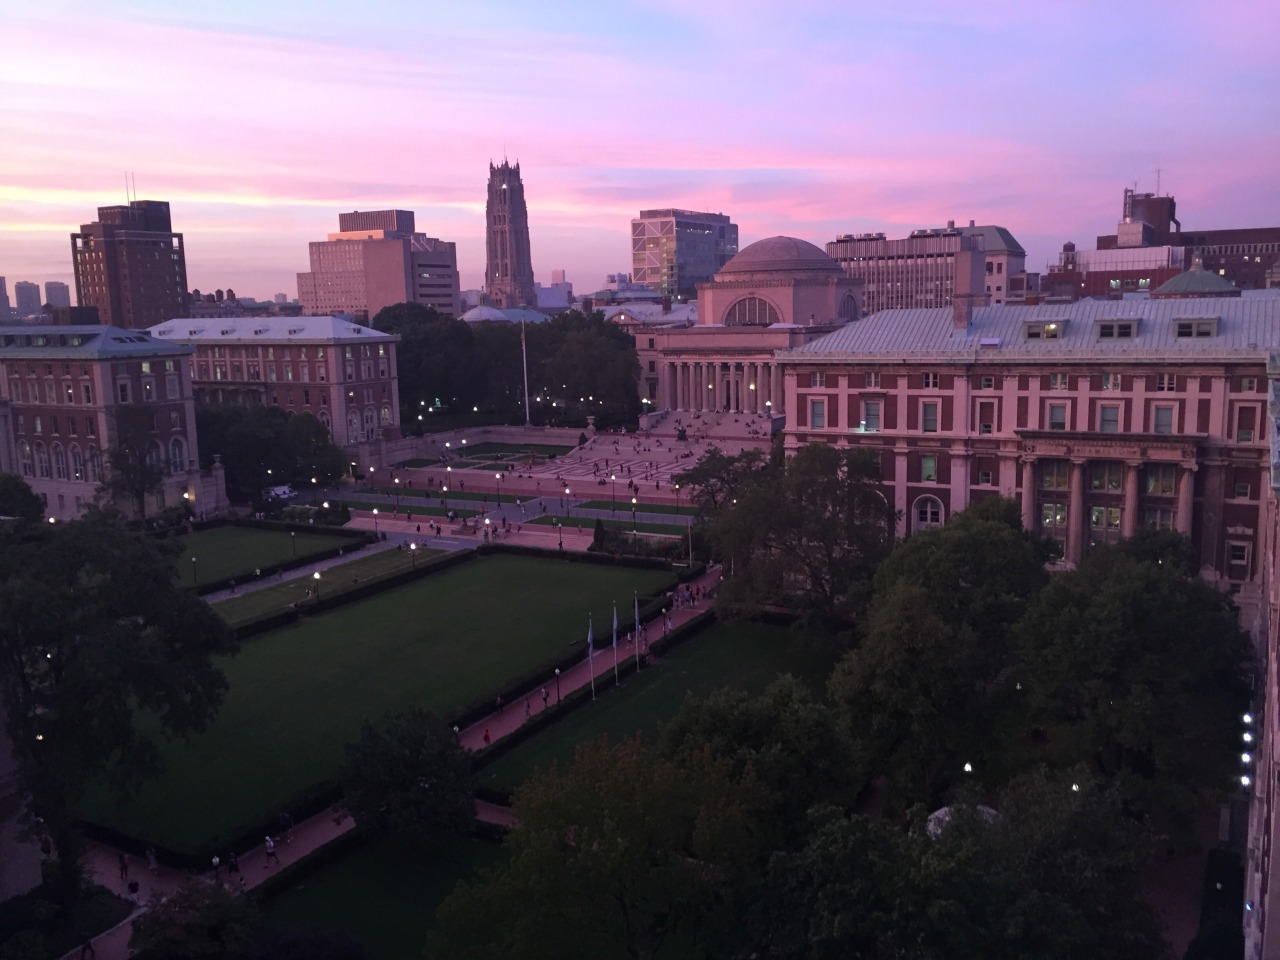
left=2, top=0, right=1277, bottom=303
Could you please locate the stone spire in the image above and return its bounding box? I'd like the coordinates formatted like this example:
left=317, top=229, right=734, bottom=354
left=485, top=161, right=537, bottom=309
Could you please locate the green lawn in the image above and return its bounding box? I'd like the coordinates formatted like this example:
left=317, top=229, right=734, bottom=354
left=448, top=442, right=573, bottom=458
left=363, top=486, right=519, bottom=505
left=340, top=500, right=480, bottom=520
left=212, top=547, right=447, bottom=626
left=479, top=621, right=830, bottom=793
left=390, top=458, right=441, bottom=468
left=578, top=500, right=699, bottom=517
left=176, top=527, right=358, bottom=586
left=76, top=556, right=674, bottom=854
left=530, top=515, right=687, bottom=536
left=260, top=836, right=502, bottom=960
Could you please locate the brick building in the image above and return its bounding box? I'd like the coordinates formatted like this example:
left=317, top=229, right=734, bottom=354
left=149, top=316, right=401, bottom=445
left=71, top=200, right=188, bottom=329
left=0, top=325, right=226, bottom=521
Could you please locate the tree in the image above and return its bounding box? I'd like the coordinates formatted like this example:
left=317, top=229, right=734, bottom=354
left=673, top=447, right=769, bottom=516
left=284, top=412, right=346, bottom=487
left=98, top=403, right=167, bottom=520
left=129, top=883, right=258, bottom=960
left=195, top=405, right=346, bottom=502
left=0, top=473, right=44, bottom=522
left=248, top=928, right=367, bottom=960
left=0, top=509, right=237, bottom=905
left=828, top=499, right=1052, bottom=808
left=1015, top=542, right=1251, bottom=830
left=339, top=708, right=475, bottom=848
left=428, top=738, right=759, bottom=960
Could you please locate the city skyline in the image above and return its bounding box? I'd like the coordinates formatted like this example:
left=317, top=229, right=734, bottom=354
left=1, top=0, right=1277, bottom=303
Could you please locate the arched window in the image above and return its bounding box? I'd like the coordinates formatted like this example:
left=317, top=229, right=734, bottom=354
left=380, top=405, right=392, bottom=425
left=52, top=443, right=67, bottom=480
left=913, top=495, right=943, bottom=531
left=35, top=443, right=50, bottom=479
left=18, top=441, right=32, bottom=477
left=169, top=438, right=186, bottom=474
left=723, top=297, right=780, bottom=326
left=87, top=445, right=101, bottom=483
left=363, top=408, right=376, bottom=440
left=838, top=292, right=859, bottom=320
left=347, top=411, right=360, bottom=445
left=318, top=410, right=331, bottom=430
left=70, top=445, right=84, bottom=481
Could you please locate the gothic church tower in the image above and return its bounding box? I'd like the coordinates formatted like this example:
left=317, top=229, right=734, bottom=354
left=485, top=161, right=537, bottom=308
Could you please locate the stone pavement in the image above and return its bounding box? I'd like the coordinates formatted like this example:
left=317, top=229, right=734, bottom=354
left=61, top=554, right=721, bottom=960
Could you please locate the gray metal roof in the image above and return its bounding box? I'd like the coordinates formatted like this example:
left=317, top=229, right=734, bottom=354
left=0, top=325, right=193, bottom=360
left=149, top=315, right=398, bottom=344
left=784, top=296, right=1280, bottom=364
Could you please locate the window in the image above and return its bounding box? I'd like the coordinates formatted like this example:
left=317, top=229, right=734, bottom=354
left=1238, top=405, right=1257, bottom=442
left=1025, top=322, right=1063, bottom=340
left=70, top=446, right=83, bottom=481
left=1241, top=378, right=1258, bottom=392
left=142, top=380, right=154, bottom=401
left=1097, top=321, right=1136, bottom=339
left=808, top=372, right=826, bottom=388
left=1175, top=319, right=1217, bottom=338
left=914, top=496, right=943, bottom=530
left=1049, top=373, right=1069, bottom=390
left=809, top=400, right=826, bottom=429
left=922, top=373, right=940, bottom=389
left=1155, top=373, right=1176, bottom=392
left=978, top=401, right=994, bottom=434
left=647, top=338, right=655, bottom=349
left=303, top=389, right=311, bottom=405
left=980, top=376, right=995, bottom=389
left=1153, top=406, right=1174, bottom=435
left=166, top=376, right=178, bottom=399
left=978, top=470, right=993, bottom=485
left=921, top=455, right=937, bottom=482
left=1090, top=462, right=1123, bottom=491
left=1047, top=404, right=1067, bottom=431
left=1041, top=460, right=1070, bottom=490
left=1234, top=482, right=1251, bottom=499
left=1145, top=464, right=1176, bottom=495
left=1041, top=502, right=1068, bottom=530
left=117, top=381, right=130, bottom=403
left=1099, top=405, right=1120, bottom=433
left=921, top=401, right=938, bottom=433
left=1101, top=372, right=1121, bottom=391
left=1228, top=543, right=1250, bottom=564
left=169, top=438, right=185, bottom=473
left=861, top=400, right=880, bottom=433
left=35, top=444, right=49, bottom=479
left=18, top=442, right=32, bottom=477
left=1090, top=506, right=1122, bottom=529
left=865, top=372, right=881, bottom=388
left=725, top=297, right=779, bottom=326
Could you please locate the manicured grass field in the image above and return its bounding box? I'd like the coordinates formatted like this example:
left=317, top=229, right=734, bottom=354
left=452, top=442, right=573, bottom=458
left=479, top=621, right=831, bottom=793
left=531, top=515, right=687, bottom=536
left=176, top=527, right=358, bottom=586
left=341, top=500, right=480, bottom=519
left=390, top=458, right=441, bottom=468
left=212, top=547, right=447, bottom=626
left=578, top=500, right=699, bottom=517
left=260, top=836, right=502, bottom=960
left=76, top=556, right=674, bottom=854
left=364, top=486, right=519, bottom=505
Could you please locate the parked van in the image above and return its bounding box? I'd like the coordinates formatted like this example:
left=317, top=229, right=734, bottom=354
left=265, top=485, right=298, bottom=500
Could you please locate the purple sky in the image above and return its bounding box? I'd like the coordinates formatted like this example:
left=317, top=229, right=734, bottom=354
left=2, top=0, right=1277, bottom=303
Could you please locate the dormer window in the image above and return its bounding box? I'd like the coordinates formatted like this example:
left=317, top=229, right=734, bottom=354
left=1025, top=321, right=1063, bottom=340
left=1175, top=318, right=1217, bottom=338
left=1097, top=320, right=1137, bottom=340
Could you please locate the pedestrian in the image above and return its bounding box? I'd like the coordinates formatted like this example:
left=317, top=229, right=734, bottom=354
left=229, top=579, right=236, bottom=594
left=264, top=836, right=280, bottom=867
left=146, top=847, right=158, bottom=872
left=227, top=852, right=240, bottom=877
left=278, top=811, right=294, bottom=842
left=117, top=852, right=128, bottom=881
left=211, top=855, right=221, bottom=881
left=541, top=686, right=549, bottom=709
left=495, top=694, right=504, bottom=713
left=524, top=697, right=531, bottom=718
left=483, top=728, right=492, bottom=746
left=416, top=524, right=421, bottom=534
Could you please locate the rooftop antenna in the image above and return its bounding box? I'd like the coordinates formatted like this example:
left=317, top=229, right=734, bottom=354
left=1155, top=167, right=1163, bottom=196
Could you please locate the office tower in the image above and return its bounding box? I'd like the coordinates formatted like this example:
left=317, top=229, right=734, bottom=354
left=630, top=209, right=739, bottom=301
left=296, top=210, right=460, bottom=320
left=0, top=278, right=11, bottom=320
left=71, top=200, right=188, bottom=328
left=485, top=161, right=537, bottom=308
left=13, top=282, right=41, bottom=317
left=44, top=281, right=71, bottom=309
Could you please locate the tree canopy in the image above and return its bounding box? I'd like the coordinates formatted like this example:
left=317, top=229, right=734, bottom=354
left=0, top=472, right=44, bottom=522
left=195, top=405, right=345, bottom=501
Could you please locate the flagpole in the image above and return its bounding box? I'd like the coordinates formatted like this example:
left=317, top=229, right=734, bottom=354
left=611, top=602, right=619, bottom=685
left=634, top=591, right=641, bottom=671
left=588, top=614, right=596, bottom=700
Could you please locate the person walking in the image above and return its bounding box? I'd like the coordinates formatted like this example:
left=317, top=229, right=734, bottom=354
left=117, top=852, right=128, bottom=882
left=227, top=851, right=240, bottom=879
left=211, top=855, right=221, bottom=883
left=146, top=847, right=158, bottom=872
left=264, top=836, right=280, bottom=867
left=541, top=686, right=549, bottom=710
left=483, top=728, right=492, bottom=746
left=524, top=697, right=531, bottom=719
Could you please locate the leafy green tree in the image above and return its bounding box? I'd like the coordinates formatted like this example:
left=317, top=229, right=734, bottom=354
left=428, top=737, right=759, bottom=960
left=284, top=412, right=346, bottom=487
left=339, top=708, right=475, bottom=848
left=828, top=499, right=1053, bottom=808
left=97, top=404, right=167, bottom=520
left=195, top=405, right=345, bottom=502
left=248, top=927, right=367, bottom=960
left=129, top=883, right=258, bottom=960
left=673, top=447, right=769, bottom=516
left=0, top=509, right=237, bottom=905
left=1015, top=543, right=1251, bottom=830
left=0, top=473, right=44, bottom=522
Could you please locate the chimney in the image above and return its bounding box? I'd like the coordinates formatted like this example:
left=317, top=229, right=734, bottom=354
left=661, top=296, right=671, bottom=315
left=952, top=295, right=973, bottom=330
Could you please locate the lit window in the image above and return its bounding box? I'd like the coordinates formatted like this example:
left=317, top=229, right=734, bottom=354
left=1090, top=462, right=1123, bottom=491
left=921, top=456, right=937, bottom=482
left=1145, top=464, right=1176, bottom=495
left=1101, top=372, right=1121, bottom=391
left=861, top=401, right=880, bottom=433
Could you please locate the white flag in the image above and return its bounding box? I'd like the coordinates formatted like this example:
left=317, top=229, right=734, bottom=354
left=612, top=604, right=618, bottom=650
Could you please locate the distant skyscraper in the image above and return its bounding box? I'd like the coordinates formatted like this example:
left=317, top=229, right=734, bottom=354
left=71, top=200, right=188, bottom=328
left=44, top=281, right=71, bottom=309
left=0, top=278, right=11, bottom=320
left=13, top=282, right=41, bottom=317
left=485, top=161, right=537, bottom=308
left=631, top=210, right=738, bottom=301
left=274, top=293, right=288, bottom=304
left=295, top=209, right=460, bottom=320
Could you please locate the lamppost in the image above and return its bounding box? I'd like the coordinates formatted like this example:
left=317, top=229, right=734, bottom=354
left=484, top=516, right=491, bottom=541
left=674, top=483, right=681, bottom=513
left=631, top=496, right=637, bottom=534
left=372, top=508, right=379, bottom=533
left=495, top=472, right=503, bottom=499
left=394, top=476, right=401, bottom=510
left=191, top=555, right=198, bottom=587
left=610, top=474, right=617, bottom=512
left=410, top=542, right=418, bottom=568
left=290, top=531, right=296, bottom=557
left=554, top=667, right=561, bottom=703
left=312, top=570, right=321, bottom=600
left=557, top=520, right=564, bottom=549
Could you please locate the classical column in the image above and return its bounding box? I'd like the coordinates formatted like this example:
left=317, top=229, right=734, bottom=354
left=895, top=448, right=909, bottom=539
left=771, top=364, right=783, bottom=416
left=693, top=363, right=702, bottom=411
left=950, top=451, right=970, bottom=516
left=1122, top=461, right=1141, bottom=537
left=715, top=363, right=726, bottom=412
left=1066, top=460, right=1086, bottom=566
left=1020, top=458, right=1037, bottom=532
left=680, top=363, right=689, bottom=411
left=757, top=363, right=768, bottom=413
left=1176, top=464, right=1196, bottom=535
left=749, top=363, right=760, bottom=414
